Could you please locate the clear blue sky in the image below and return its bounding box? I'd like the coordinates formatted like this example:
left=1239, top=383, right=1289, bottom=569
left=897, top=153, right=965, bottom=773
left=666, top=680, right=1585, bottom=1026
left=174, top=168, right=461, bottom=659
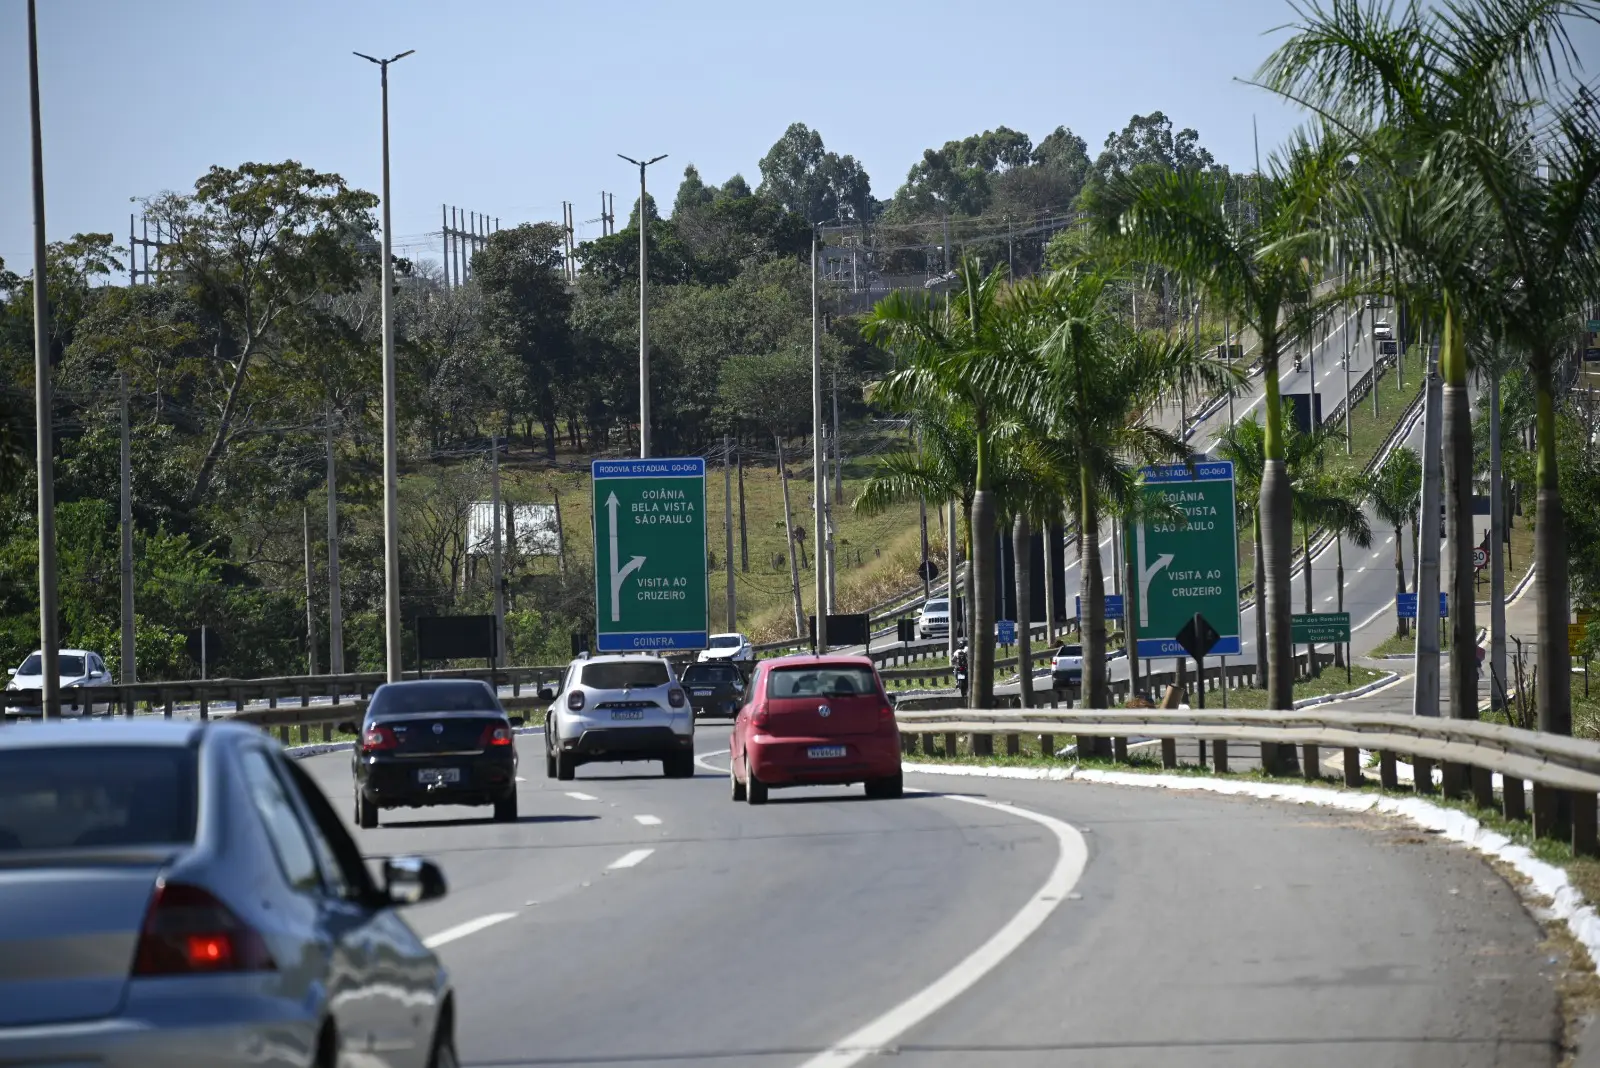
left=2, top=0, right=1592, bottom=277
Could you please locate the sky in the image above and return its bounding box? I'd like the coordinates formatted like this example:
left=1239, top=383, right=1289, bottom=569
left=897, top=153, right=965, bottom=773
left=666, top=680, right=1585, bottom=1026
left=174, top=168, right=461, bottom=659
left=2, top=0, right=1594, bottom=278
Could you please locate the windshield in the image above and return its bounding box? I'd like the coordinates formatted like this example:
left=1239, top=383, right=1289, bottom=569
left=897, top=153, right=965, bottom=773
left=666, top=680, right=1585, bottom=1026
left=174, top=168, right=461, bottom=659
left=683, top=664, right=742, bottom=684
left=582, top=661, right=671, bottom=689
left=768, top=666, right=878, bottom=698
left=371, top=681, right=499, bottom=714
left=1057, top=645, right=1083, bottom=657
left=0, top=746, right=198, bottom=852
left=924, top=600, right=948, bottom=613
left=15, top=654, right=85, bottom=676
left=709, top=636, right=742, bottom=649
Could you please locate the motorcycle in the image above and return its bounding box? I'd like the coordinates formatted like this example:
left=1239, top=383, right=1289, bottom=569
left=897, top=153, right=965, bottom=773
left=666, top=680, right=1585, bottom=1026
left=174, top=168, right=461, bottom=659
left=1293, top=355, right=1303, bottom=372
left=953, top=644, right=970, bottom=697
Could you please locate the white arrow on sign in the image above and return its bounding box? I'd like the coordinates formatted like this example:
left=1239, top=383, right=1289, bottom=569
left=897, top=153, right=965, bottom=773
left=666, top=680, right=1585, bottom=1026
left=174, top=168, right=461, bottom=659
left=605, top=492, right=645, bottom=622
left=1134, top=522, right=1173, bottom=627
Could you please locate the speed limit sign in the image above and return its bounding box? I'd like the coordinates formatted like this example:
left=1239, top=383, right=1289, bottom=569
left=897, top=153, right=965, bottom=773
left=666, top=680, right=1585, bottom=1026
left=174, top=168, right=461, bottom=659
left=1473, top=547, right=1489, bottom=570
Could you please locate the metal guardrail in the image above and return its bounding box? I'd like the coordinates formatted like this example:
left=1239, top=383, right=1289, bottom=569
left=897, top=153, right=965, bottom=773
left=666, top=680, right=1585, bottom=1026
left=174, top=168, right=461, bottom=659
left=889, top=705, right=1600, bottom=853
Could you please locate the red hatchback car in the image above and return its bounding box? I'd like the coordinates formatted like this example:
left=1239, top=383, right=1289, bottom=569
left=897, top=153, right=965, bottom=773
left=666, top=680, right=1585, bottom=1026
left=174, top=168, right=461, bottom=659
left=730, top=655, right=903, bottom=804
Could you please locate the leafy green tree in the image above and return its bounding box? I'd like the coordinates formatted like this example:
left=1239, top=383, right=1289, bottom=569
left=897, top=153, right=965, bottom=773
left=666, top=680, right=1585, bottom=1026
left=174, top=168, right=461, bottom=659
left=1368, top=448, right=1423, bottom=639
left=757, top=123, right=873, bottom=224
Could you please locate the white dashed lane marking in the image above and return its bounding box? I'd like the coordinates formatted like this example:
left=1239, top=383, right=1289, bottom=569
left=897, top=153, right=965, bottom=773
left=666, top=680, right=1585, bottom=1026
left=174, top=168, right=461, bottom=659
left=608, top=849, right=655, bottom=870
left=566, top=791, right=598, bottom=801
left=423, top=912, right=517, bottom=949
left=634, top=815, right=662, bottom=826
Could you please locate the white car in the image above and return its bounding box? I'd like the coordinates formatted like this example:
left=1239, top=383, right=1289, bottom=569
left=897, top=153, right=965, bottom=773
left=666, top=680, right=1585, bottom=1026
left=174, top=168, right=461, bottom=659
left=1372, top=320, right=1394, bottom=340
left=5, top=648, right=113, bottom=715
left=541, top=654, right=695, bottom=780
left=1050, top=644, right=1084, bottom=688
left=698, top=632, right=753, bottom=663
left=916, top=598, right=953, bottom=640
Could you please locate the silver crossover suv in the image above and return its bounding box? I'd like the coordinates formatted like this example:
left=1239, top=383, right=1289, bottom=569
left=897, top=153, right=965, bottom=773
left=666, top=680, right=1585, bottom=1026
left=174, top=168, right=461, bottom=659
left=543, top=654, right=695, bottom=779
left=0, top=720, right=458, bottom=1067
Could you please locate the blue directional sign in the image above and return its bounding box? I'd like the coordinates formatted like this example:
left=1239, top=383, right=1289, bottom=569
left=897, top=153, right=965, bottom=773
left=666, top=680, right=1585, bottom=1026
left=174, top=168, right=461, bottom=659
left=1074, top=594, right=1125, bottom=620
left=1396, top=592, right=1448, bottom=619
left=996, top=619, right=1016, bottom=645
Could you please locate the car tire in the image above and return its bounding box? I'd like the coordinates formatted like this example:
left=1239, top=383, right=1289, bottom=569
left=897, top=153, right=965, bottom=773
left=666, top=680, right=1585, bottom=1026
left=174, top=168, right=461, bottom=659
left=493, top=789, right=518, bottom=823
left=545, top=747, right=557, bottom=778
left=866, top=772, right=904, bottom=800
left=556, top=750, right=576, bottom=781
left=730, top=758, right=746, bottom=801
left=356, top=792, right=378, bottom=829
left=745, top=759, right=768, bottom=806
left=663, top=752, right=693, bottom=778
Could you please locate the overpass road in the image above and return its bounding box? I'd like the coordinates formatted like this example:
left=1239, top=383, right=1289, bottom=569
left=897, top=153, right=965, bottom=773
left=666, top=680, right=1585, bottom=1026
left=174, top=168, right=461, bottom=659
left=300, top=723, right=1560, bottom=1067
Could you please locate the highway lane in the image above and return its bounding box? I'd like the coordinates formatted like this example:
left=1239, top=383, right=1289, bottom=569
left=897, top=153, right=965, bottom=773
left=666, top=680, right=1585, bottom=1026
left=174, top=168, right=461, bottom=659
left=300, top=720, right=1560, bottom=1067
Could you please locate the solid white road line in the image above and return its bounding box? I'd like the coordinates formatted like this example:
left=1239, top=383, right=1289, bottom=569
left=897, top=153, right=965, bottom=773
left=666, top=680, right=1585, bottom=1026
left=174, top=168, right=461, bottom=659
left=608, top=848, right=655, bottom=870
left=565, top=791, right=598, bottom=801
left=694, top=749, right=1091, bottom=1068
left=422, top=912, right=517, bottom=949
left=633, top=814, right=662, bottom=826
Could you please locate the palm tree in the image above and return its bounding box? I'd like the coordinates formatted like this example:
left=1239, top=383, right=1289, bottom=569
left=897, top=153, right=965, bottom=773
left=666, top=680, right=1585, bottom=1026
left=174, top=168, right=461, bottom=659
left=1257, top=0, right=1600, bottom=735
left=1087, top=135, right=1346, bottom=746
left=1369, top=448, right=1423, bottom=640
left=1004, top=268, right=1240, bottom=709
left=1215, top=418, right=1269, bottom=689
left=865, top=259, right=1021, bottom=707
left=1288, top=434, right=1373, bottom=671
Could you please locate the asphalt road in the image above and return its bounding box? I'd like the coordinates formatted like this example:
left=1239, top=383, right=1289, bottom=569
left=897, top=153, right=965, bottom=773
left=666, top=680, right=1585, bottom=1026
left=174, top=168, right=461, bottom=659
left=301, top=721, right=1561, bottom=1067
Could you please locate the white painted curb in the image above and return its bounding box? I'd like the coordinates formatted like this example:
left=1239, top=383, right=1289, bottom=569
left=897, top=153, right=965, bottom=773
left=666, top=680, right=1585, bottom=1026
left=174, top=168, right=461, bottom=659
left=904, top=760, right=1600, bottom=971
left=1292, top=670, right=1400, bottom=708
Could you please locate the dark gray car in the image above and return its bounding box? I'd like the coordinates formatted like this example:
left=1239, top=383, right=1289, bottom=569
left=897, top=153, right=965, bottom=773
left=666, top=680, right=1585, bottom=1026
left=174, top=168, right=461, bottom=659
left=680, top=661, right=748, bottom=718
left=0, top=720, right=457, bottom=1067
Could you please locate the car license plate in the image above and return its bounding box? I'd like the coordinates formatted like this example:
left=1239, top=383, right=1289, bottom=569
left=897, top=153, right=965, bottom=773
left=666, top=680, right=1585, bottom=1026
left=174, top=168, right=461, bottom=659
left=611, top=710, right=644, bottom=720
left=417, top=768, right=460, bottom=784
left=807, top=746, right=846, bottom=759
left=692, top=688, right=713, bottom=696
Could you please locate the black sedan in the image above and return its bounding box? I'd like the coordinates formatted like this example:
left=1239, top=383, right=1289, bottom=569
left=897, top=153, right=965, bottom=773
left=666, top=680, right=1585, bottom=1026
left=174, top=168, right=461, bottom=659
left=680, top=661, right=748, bottom=718
left=346, top=679, right=521, bottom=828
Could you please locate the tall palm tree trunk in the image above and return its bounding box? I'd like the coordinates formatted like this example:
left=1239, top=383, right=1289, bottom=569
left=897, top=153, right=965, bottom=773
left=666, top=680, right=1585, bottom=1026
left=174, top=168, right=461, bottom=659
left=1334, top=537, right=1345, bottom=669
left=1042, top=509, right=1058, bottom=646
left=1014, top=513, right=1032, bottom=708
left=1302, top=522, right=1314, bottom=674
left=1533, top=361, right=1571, bottom=737
left=1253, top=513, right=1267, bottom=690
left=1393, top=524, right=1409, bottom=638
left=1081, top=462, right=1109, bottom=711
left=1259, top=340, right=1297, bottom=773
left=970, top=433, right=997, bottom=708
left=1441, top=313, right=1477, bottom=724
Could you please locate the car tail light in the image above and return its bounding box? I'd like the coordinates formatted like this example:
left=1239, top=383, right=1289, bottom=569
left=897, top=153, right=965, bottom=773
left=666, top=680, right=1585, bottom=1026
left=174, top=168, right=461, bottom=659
left=479, top=722, right=513, bottom=747
left=567, top=691, right=585, bottom=711
left=879, top=703, right=896, bottom=725
left=668, top=688, right=686, bottom=708
left=361, top=725, right=397, bottom=752
left=752, top=707, right=770, bottom=731
left=132, top=881, right=275, bottom=976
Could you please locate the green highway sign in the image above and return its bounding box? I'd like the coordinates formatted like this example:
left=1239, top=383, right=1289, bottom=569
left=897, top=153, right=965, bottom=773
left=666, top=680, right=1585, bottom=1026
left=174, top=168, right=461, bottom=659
left=591, top=457, right=708, bottom=652
left=1586, top=319, right=1600, bottom=332
left=1291, top=612, right=1351, bottom=644
left=1126, top=461, right=1241, bottom=658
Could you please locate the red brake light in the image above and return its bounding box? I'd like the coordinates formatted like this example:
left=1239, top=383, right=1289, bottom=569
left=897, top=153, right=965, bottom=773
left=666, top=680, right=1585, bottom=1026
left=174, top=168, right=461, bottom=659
left=752, top=706, right=770, bottom=731
left=567, top=691, right=585, bottom=711
left=479, top=722, right=513, bottom=747
left=132, top=881, right=275, bottom=976
left=361, top=725, right=397, bottom=752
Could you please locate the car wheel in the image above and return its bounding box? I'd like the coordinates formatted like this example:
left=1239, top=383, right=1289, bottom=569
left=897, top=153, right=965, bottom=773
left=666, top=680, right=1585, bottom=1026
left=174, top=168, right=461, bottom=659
left=663, top=752, right=692, bottom=778
left=493, top=789, right=518, bottom=822
left=866, top=772, right=904, bottom=800
left=745, top=758, right=768, bottom=806
left=729, top=758, right=746, bottom=801
left=356, top=792, right=378, bottom=829
left=556, top=750, right=576, bottom=781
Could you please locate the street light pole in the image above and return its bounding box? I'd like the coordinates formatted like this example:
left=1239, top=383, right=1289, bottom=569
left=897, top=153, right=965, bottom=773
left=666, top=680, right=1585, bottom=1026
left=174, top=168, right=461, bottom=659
left=27, top=0, right=59, bottom=718
left=355, top=47, right=414, bottom=683
left=619, top=153, right=667, bottom=458
left=811, top=235, right=828, bottom=653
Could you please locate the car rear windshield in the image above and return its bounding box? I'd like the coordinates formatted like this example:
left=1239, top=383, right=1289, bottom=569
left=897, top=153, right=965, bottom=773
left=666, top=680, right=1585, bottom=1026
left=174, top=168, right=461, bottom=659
left=1057, top=645, right=1083, bottom=657
left=15, top=654, right=86, bottom=676
left=709, top=636, right=741, bottom=649
left=0, top=746, right=197, bottom=852
left=371, top=681, right=499, bottom=714
left=683, top=664, right=742, bottom=684
left=768, top=666, right=879, bottom=698
left=582, top=661, right=670, bottom=689
left=924, top=600, right=948, bottom=612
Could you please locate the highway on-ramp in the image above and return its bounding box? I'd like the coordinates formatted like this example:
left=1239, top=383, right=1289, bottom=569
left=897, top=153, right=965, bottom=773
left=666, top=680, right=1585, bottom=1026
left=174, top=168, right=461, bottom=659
left=300, top=722, right=1560, bottom=1067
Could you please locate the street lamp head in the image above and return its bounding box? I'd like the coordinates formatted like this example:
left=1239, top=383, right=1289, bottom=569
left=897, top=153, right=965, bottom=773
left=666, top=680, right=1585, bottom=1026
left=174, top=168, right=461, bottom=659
left=618, top=154, right=668, bottom=169
left=353, top=49, right=414, bottom=66
left=618, top=153, right=642, bottom=167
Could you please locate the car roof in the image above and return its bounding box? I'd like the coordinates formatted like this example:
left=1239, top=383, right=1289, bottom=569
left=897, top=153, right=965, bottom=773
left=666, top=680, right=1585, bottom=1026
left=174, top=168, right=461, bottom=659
left=761, top=654, right=874, bottom=669
left=373, top=678, right=494, bottom=693
left=16, top=648, right=97, bottom=658
left=574, top=653, right=669, bottom=665
left=0, top=718, right=206, bottom=750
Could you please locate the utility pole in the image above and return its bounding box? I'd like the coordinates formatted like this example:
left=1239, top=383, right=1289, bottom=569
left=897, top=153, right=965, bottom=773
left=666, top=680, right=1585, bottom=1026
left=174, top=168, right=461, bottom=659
left=27, top=0, right=59, bottom=718
left=619, top=153, right=667, bottom=457
left=303, top=507, right=318, bottom=675
left=947, top=499, right=958, bottom=665
left=724, top=434, right=736, bottom=631
left=812, top=235, right=829, bottom=652
left=776, top=437, right=803, bottom=638
left=737, top=449, right=749, bottom=572
left=490, top=435, right=505, bottom=665
left=325, top=414, right=343, bottom=674
left=918, top=428, right=931, bottom=602
left=119, top=372, right=135, bottom=682
left=1223, top=307, right=1233, bottom=427
left=1413, top=355, right=1443, bottom=721
left=942, top=213, right=952, bottom=274
left=355, top=47, right=413, bottom=683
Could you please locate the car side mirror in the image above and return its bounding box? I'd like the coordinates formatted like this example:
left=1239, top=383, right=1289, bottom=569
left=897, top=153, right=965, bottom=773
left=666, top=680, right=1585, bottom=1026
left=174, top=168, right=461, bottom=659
left=5, top=668, right=14, bottom=677
left=382, top=855, right=447, bottom=906
left=538, top=687, right=554, bottom=702
left=507, top=716, right=525, bottom=728
left=336, top=721, right=358, bottom=736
